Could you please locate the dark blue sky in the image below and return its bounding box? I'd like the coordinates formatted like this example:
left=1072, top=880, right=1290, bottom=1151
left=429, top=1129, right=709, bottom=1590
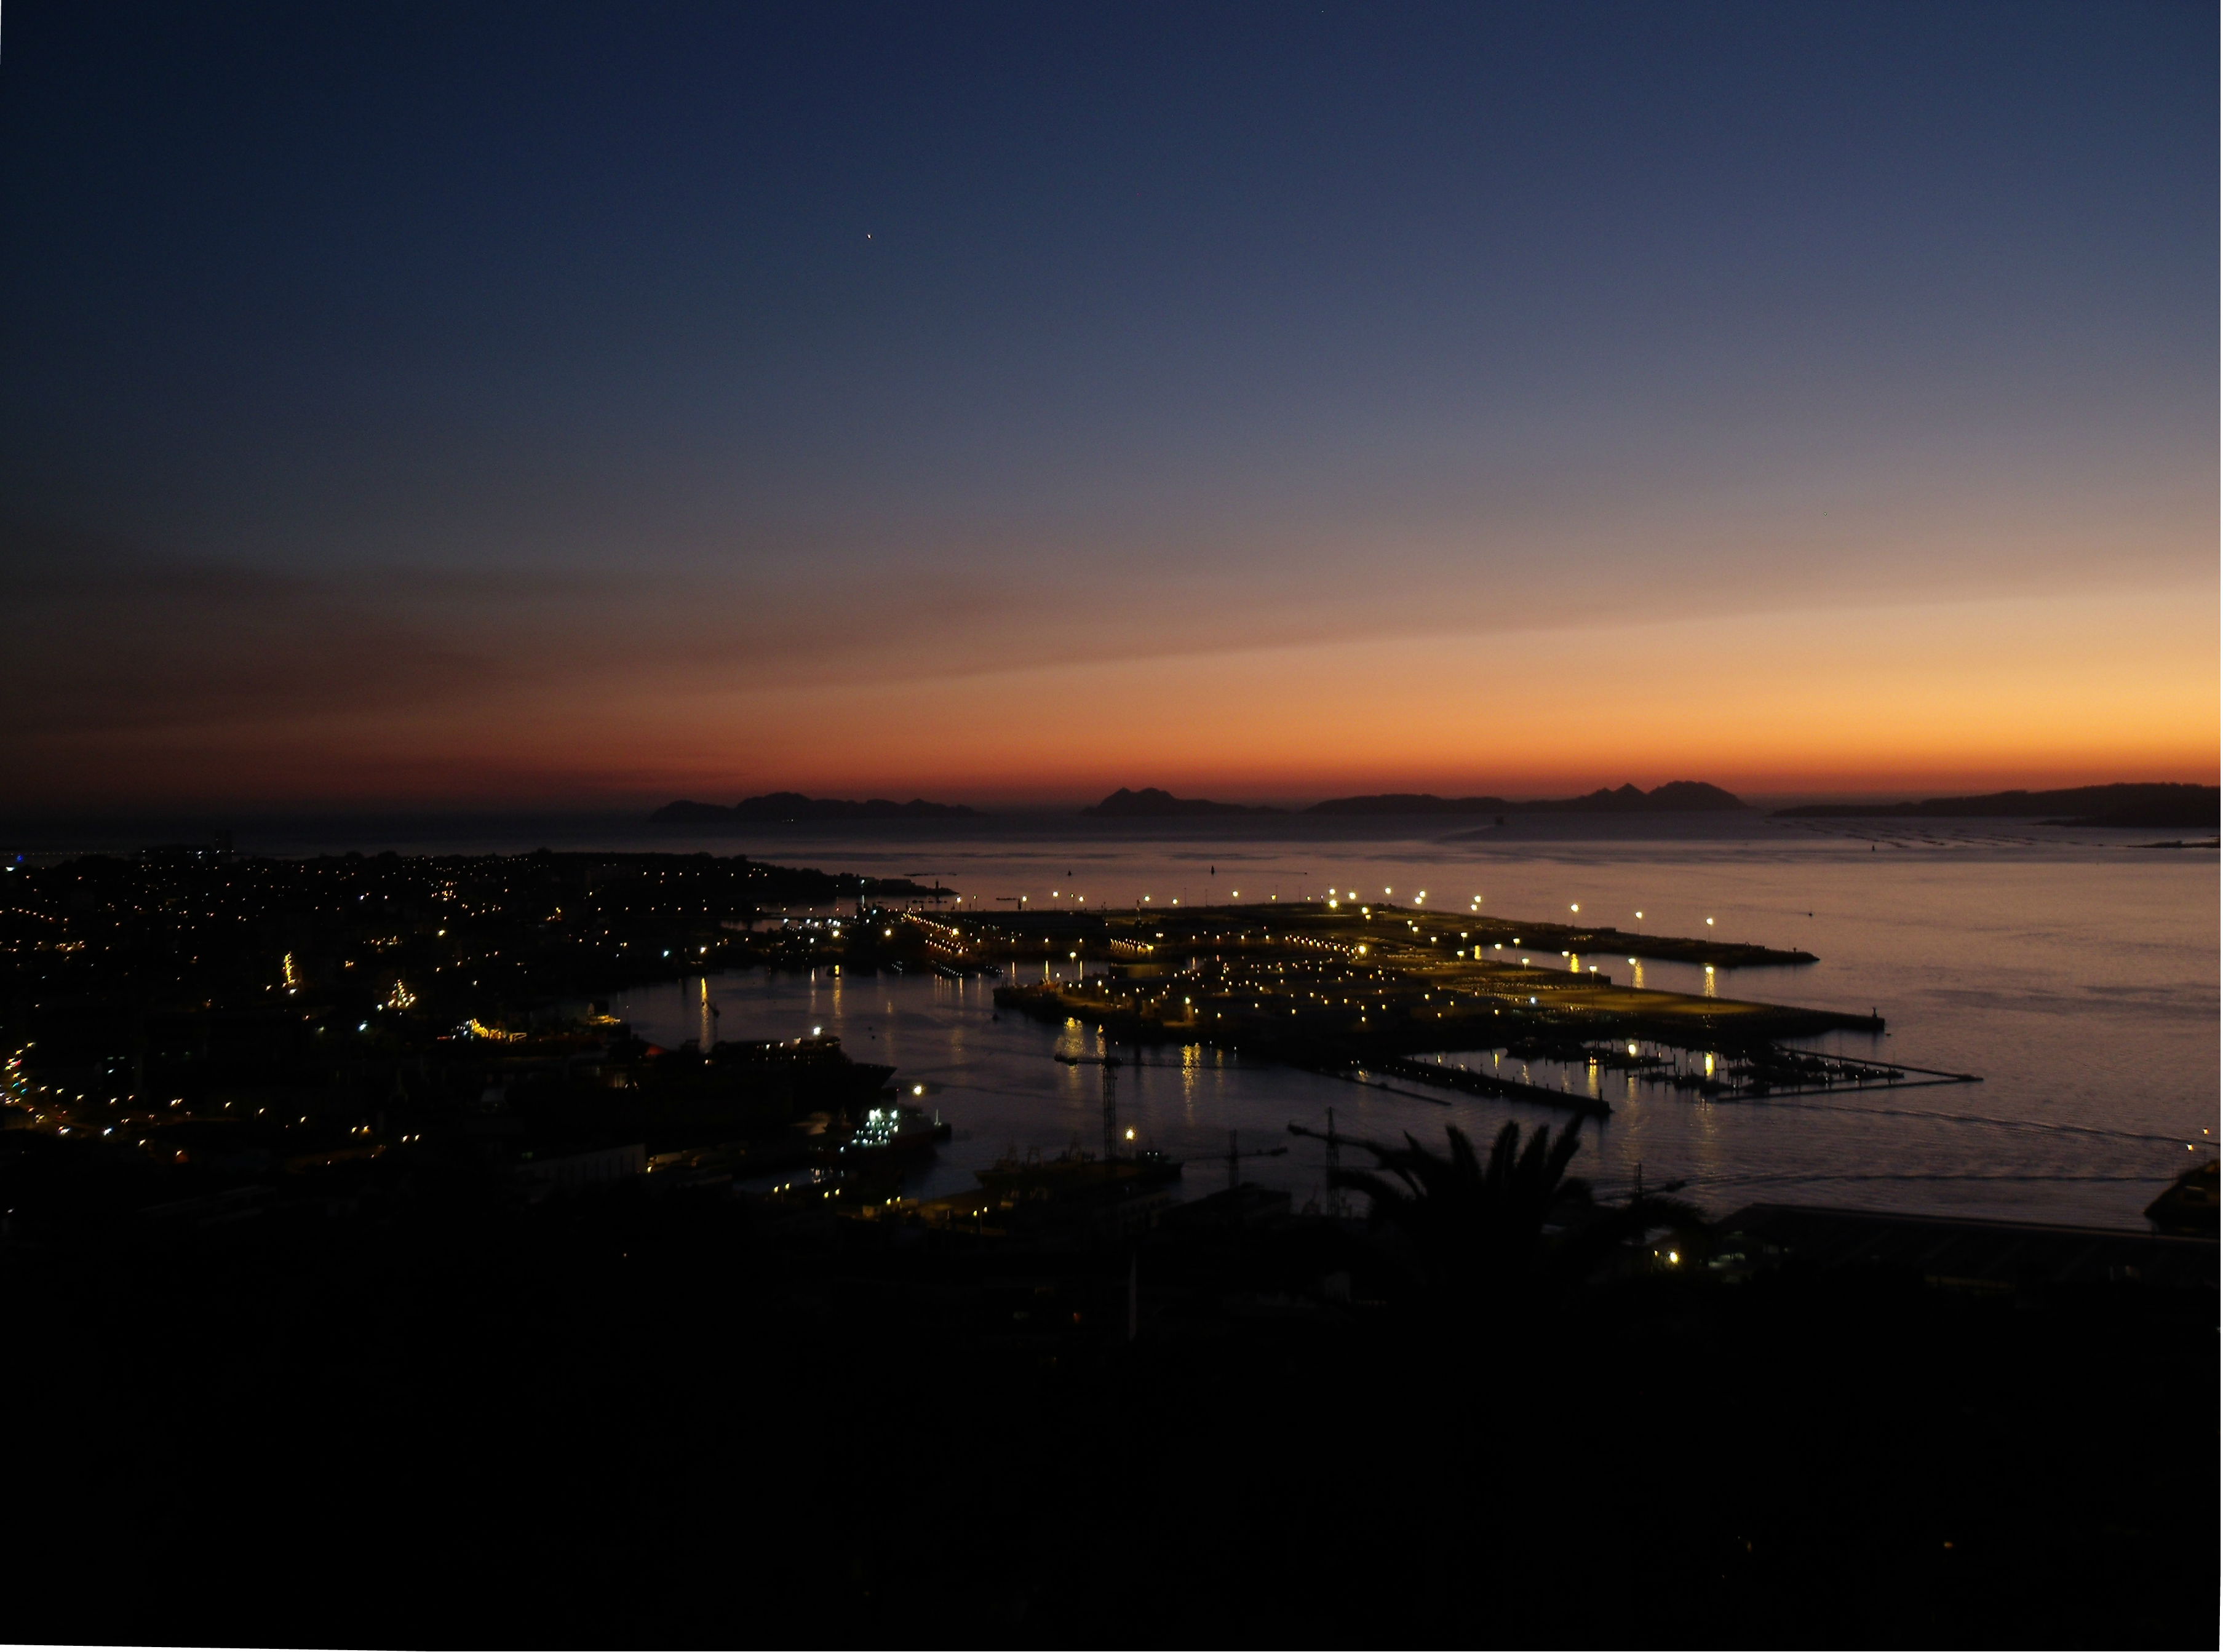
left=1, top=2, right=2213, bottom=804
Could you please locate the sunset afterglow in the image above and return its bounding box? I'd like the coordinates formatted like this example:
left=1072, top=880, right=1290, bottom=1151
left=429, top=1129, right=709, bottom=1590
left=1, top=6, right=2210, bottom=811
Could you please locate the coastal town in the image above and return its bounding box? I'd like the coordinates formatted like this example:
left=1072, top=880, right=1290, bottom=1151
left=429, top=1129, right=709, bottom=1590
left=0, top=840, right=1935, bottom=1227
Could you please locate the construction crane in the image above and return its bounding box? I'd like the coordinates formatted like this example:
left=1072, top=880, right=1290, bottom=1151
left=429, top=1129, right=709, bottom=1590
left=1052, top=1052, right=1123, bottom=1162
left=1287, top=1108, right=1358, bottom=1217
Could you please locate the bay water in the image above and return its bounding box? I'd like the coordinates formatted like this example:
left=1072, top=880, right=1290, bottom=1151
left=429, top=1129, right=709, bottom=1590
left=573, top=811, right=2219, bottom=1229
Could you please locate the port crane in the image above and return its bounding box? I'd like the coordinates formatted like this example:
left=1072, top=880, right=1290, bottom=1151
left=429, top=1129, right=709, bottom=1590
left=1287, top=1108, right=1358, bottom=1217
left=1048, top=1051, right=1126, bottom=1162
left=1051, top=1031, right=1175, bottom=1164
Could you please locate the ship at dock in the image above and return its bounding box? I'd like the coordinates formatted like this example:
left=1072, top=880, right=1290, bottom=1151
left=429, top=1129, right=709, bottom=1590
left=829, top=1103, right=951, bottom=1167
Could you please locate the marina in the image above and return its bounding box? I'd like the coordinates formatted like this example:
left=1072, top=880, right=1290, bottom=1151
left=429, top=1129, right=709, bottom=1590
left=603, top=819, right=2213, bottom=1228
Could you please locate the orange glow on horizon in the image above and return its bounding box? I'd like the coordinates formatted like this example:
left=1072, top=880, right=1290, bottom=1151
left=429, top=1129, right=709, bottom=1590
left=15, top=586, right=2212, bottom=809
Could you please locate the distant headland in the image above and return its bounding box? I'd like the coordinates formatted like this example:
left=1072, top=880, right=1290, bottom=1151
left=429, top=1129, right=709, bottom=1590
left=651, top=793, right=977, bottom=824
left=1080, top=780, right=1746, bottom=817
left=1308, top=780, right=1747, bottom=816
left=1774, top=783, right=2218, bottom=830
left=656, top=779, right=1755, bottom=820
left=1081, top=787, right=1284, bottom=818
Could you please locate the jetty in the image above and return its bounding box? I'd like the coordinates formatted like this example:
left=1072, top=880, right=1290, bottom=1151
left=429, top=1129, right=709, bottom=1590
left=1452, top=914, right=1816, bottom=969
left=1334, top=1054, right=1612, bottom=1116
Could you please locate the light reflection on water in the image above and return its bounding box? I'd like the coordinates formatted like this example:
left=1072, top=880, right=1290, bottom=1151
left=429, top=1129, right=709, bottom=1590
left=590, top=818, right=2217, bottom=1226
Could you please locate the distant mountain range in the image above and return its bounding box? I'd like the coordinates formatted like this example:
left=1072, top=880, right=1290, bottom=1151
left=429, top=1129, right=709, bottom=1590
left=1075, top=780, right=1748, bottom=816
left=1081, top=787, right=1284, bottom=818
left=644, top=780, right=2212, bottom=828
left=1306, top=781, right=1748, bottom=816
left=1774, top=783, right=2218, bottom=830
left=651, top=793, right=977, bottom=824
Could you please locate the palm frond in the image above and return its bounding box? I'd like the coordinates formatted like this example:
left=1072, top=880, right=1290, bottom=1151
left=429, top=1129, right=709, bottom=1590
left=1314, top=1111, right=1709, bottom=1306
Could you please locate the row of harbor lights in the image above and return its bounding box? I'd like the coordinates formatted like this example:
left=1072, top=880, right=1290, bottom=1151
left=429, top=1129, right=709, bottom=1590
left=970, top=884, right=1720, bottom=935
left=1326, top=889, right=1717, bottom=938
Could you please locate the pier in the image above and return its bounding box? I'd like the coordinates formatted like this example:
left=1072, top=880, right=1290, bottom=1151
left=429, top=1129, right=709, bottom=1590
left=1336, top=1054, right=1613, bottom=1116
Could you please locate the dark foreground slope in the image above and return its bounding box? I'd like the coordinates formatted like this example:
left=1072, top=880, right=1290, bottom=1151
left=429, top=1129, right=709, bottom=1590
left=1, top=1180, right=2209, bottom=1650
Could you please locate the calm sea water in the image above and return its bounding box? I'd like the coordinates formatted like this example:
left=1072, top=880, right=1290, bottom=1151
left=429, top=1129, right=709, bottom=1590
left=564, top=812, right=2219, bottom=1229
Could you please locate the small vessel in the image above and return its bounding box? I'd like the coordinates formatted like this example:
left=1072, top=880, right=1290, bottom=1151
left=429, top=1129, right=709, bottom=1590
left=707, top=1036, right=894, bottom=1110
left=829, top=1103, right=950, bottom=1167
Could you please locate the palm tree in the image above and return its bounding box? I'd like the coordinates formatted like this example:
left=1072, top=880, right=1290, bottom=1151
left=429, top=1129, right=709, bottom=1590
left=1295, top=1118, right=1703, bottom=1306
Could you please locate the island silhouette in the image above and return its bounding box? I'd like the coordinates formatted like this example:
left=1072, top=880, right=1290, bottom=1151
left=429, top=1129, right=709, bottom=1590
left=645, top=779, right=2213, bottom=827
left=1081, top=787, right=1285, bottom=817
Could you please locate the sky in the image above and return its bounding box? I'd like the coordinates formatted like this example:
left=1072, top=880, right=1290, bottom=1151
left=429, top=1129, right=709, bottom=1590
left=1, top=1, right=2214, bottom=811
